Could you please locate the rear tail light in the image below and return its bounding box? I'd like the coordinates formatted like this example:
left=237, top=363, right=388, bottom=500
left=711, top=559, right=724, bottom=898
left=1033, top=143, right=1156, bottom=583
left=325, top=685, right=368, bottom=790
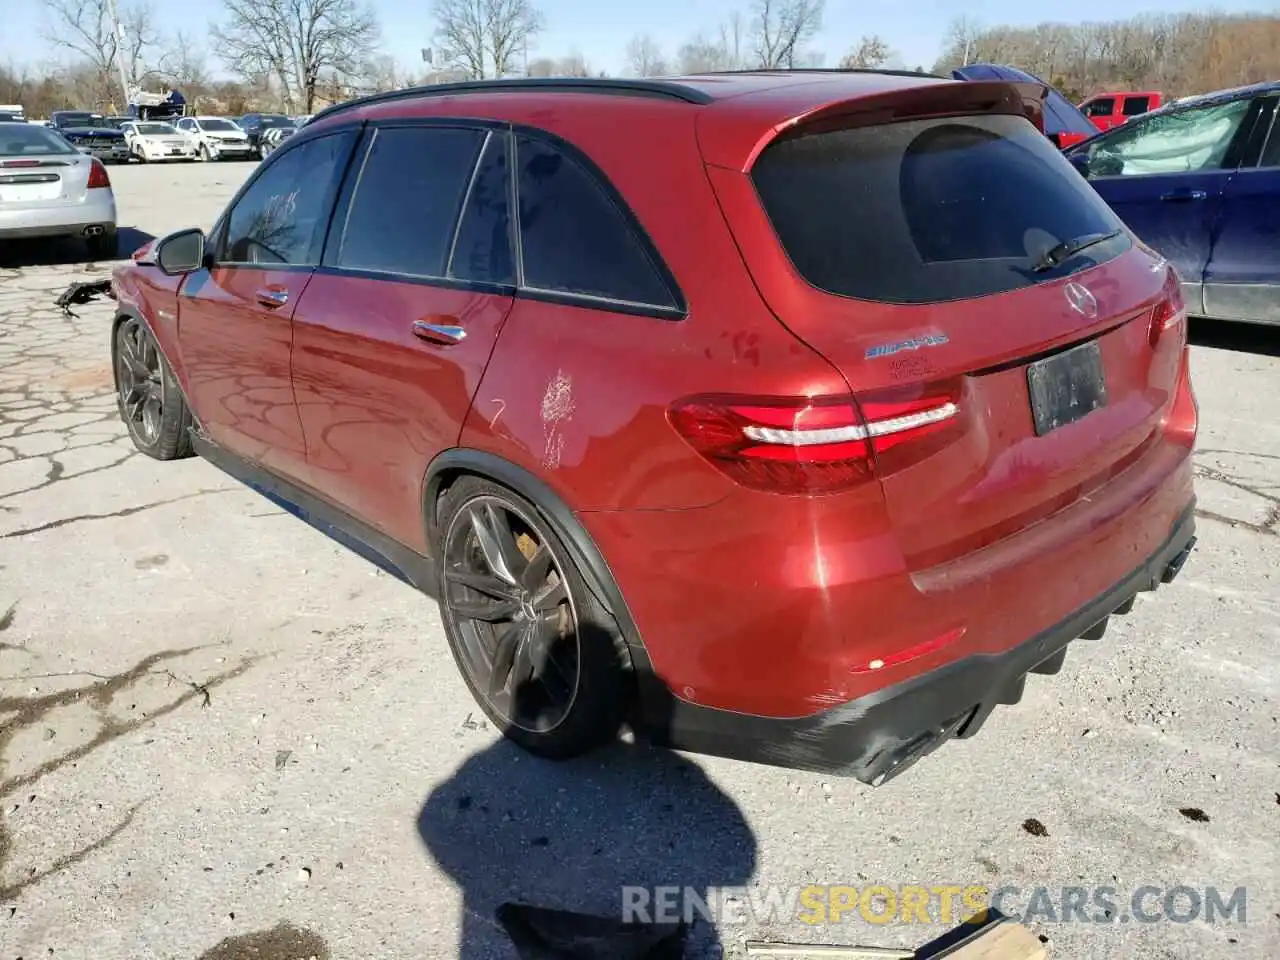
left=668, top=382, right=962, bottom=495
left=1149, top=270, right=1186, bottom=347
left=86, top=159, right=110, bottom=189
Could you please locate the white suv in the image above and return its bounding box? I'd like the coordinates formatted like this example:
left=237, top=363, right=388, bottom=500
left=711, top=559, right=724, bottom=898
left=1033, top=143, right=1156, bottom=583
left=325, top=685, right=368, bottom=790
left=174, top=116, right=254, bottom=161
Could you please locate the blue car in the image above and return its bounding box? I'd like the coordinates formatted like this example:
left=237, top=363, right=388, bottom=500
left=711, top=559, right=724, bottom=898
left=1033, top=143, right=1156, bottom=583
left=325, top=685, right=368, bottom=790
left=952, top=63, right=1099, bottom=149
left=1063, top=82, right=1280, bottom=327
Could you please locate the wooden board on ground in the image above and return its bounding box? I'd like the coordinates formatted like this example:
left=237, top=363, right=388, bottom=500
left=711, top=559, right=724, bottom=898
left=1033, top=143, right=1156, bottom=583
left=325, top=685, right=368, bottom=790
left=927, top=918, right=1048, bottom=960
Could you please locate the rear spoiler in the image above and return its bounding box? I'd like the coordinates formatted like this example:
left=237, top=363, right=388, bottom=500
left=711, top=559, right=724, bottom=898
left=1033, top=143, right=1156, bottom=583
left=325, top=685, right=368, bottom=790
left=700, top=79, right=1050, bottom=172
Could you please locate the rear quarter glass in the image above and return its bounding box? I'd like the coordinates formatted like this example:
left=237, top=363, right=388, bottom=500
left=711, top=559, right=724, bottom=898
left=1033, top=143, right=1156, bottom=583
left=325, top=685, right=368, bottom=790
left=751, top=112, right=1132, bottom=305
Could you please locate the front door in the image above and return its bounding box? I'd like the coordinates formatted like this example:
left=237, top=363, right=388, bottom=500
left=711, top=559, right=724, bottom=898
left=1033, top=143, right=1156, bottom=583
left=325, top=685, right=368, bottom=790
left=1203, top=98, right=1280, bottom=324
left=1077, top=95, right=1257, bottom=313
left=291, top=124, right=516, bottom=552
left=178, top=130, right=356, bottom=480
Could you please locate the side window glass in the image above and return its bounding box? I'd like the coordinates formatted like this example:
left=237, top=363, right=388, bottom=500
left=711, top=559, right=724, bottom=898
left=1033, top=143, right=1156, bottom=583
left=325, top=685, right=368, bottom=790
left=1086, top=99, right=1253, bottom=177
left=448, top=132, right=514, bottom=285
left=222, top=134, right=349, bottom=266
left=1122, top=96, right=1150, bottom=117
left=515, top=135, right=675, bottom=308
left=336, top=126, right=483, bottom=277
left=1084, top=99, right=1114, bottom=118
left=1258, top=107, right=1280, bottom=168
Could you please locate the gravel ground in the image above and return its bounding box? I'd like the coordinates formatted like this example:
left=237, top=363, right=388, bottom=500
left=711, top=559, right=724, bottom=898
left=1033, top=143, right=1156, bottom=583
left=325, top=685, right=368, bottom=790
left=0, top=161, right=1277, bottom=960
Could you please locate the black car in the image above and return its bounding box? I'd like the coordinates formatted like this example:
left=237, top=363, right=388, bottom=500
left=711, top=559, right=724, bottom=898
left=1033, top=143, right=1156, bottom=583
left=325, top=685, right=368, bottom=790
left=234, top=113, right=297, bottom=157
left=49, top=111, right=131, bottom=163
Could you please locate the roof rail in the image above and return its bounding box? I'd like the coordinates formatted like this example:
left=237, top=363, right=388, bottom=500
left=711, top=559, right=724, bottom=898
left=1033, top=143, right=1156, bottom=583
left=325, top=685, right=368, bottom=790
left=310, top=77, right=713, bottom=124
left=688, top=67, right=950, bottom=81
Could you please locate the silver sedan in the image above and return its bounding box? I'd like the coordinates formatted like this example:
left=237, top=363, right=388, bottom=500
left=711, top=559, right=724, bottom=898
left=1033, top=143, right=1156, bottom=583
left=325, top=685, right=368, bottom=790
left=0, top=123, right=118, bottom=259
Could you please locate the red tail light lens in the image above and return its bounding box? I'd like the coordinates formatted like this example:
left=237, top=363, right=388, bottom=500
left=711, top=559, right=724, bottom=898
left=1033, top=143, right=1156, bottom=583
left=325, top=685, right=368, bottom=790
left=86, top=159, right=110, bottom=189
left=1149, top=270, right=1186, bottom=347
left=669, top=383, right=961, bottom=495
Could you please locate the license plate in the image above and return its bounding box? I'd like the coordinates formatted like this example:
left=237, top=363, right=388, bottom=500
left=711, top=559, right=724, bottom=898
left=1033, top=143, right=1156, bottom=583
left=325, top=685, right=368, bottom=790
left=1027, top=340, right=1107, bottom=436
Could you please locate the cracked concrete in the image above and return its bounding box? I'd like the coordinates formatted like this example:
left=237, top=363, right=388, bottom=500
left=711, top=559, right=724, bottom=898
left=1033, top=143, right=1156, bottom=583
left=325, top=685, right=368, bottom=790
left=0, top=165, right=1277, bottom=960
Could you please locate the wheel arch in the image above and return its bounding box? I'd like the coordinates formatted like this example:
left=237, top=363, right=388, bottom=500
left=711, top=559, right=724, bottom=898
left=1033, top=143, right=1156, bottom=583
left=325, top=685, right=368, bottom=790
left=112, top=304, right=199, bottom=426
left=424, top=448, right=648, bottom=661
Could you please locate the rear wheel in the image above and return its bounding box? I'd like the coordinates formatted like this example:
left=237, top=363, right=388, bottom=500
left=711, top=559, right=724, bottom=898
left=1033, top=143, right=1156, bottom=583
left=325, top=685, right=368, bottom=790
left=435, top=477, right=631, bottom=759
left=112, top=317, right=194, bottom=460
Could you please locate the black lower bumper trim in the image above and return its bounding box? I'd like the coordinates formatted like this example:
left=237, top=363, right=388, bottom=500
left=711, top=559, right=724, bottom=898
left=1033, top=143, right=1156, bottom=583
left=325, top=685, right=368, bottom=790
left=632, top=503, right=1197, bottom=785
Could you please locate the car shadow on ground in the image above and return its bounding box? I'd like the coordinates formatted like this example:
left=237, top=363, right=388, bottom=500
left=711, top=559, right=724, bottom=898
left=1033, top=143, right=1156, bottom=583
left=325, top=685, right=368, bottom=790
left=418, top=680, right=758, bottom=959
left=1189, top=317, right=1280, bottom=357
left=0, top=226, right=155, bottom=269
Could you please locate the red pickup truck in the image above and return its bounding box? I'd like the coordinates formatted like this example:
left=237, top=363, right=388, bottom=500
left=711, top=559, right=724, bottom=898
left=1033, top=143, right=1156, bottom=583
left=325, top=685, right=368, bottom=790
left=1078, top=91, right=1166, bottom=131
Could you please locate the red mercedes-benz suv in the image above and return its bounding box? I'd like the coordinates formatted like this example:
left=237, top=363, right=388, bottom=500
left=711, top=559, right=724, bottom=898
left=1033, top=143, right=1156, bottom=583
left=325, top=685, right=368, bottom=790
left=110, top=71, right=1198, bottom=784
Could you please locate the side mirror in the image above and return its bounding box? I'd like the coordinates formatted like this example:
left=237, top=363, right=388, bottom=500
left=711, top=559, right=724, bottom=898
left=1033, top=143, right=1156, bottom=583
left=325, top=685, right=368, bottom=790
left=1067, top=152, right=1091, bottom=178
left=155, top=227, right=206, bottom=275
left=1045, top=132, right=1063, bottom=149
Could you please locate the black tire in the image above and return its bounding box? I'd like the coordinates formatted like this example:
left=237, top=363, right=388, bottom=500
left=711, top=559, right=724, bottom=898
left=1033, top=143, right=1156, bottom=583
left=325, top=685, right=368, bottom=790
left=86, top=229, right=119, bottom=261
left=434, top=476, right=631, bottom=760
left=112, top=316, right=194, bottom=460
left=197, top=142, right=210, bottom=162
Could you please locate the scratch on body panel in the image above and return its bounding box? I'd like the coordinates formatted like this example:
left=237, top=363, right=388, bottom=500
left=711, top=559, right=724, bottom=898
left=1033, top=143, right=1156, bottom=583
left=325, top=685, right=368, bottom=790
left=540, top=371, right=575, bottom=470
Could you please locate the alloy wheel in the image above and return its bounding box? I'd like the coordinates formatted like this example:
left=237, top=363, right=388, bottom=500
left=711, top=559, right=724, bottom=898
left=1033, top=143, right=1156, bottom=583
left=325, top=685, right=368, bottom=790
left=442, top=496, right=581, bottom=734
left=115, top=319, right=164, bottom=446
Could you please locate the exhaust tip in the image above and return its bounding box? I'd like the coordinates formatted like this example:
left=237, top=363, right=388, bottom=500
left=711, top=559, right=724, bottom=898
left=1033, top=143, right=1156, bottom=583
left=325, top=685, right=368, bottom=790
left=83, top=224, right=105, bottom=238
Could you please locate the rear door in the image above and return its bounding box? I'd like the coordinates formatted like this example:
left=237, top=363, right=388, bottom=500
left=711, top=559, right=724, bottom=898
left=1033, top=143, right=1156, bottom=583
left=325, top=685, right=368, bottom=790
left=178, top=130, right=356, bottom=479
left=290, top=122, right=516, bottom=550
left=1071, top=95, right=1260, bottom=312
left=710, top=98, right=1180, bottom=569
left=1202, top=95, right=1280, bottom=324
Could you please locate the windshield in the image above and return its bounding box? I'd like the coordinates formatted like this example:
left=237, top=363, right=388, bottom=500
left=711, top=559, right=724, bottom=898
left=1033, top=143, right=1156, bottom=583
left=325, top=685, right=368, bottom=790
left=58, top=114, right=112, bottom=129
left=136, top=122, right=178, bottom=135
left=201, top=119, right=240, bottom=132
left=0, top=124, right=76, bottom=156
left=261, top=117, right=295, bottom=129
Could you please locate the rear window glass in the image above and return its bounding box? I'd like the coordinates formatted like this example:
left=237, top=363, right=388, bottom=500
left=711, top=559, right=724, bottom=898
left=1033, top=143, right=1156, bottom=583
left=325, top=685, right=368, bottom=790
left=1122, top=97, right=1151, bottom=116
left=0, top=125, right=75, bottom=155
left=751, top=113, right=1130, bottom=305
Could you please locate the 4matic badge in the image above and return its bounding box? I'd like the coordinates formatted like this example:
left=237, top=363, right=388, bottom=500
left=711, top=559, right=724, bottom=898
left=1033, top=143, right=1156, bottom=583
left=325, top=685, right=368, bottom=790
left=865, top=334, right=950, bottom=360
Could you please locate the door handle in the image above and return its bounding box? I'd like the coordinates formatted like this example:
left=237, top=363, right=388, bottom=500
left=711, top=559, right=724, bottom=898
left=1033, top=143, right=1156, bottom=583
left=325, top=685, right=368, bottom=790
left=412, top=319, right=467, bottom=345
left=256, top=288, right=289, bottom=308
left=1160, top=189, right=1208, bottom=201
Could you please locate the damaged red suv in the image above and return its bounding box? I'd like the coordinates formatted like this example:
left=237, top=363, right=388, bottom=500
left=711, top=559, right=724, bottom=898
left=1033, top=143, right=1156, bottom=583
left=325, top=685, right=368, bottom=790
left=111, top=71, right=1197, bottom=784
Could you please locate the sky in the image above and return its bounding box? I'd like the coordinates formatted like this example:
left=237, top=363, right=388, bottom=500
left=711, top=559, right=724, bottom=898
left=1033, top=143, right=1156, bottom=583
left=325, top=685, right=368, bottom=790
left=0, top=0, right=1272, bottom=80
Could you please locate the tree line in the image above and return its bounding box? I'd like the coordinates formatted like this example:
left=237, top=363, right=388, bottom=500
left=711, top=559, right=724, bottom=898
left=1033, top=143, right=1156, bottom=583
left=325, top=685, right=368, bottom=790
left=932, top=12, right=1280, bottom=101
left=4, top=1, right=1278, bottom=120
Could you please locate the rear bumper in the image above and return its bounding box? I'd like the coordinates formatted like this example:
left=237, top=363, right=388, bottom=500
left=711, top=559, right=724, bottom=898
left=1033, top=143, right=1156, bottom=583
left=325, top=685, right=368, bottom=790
left=634, top=503, right=1197, bottom=784
left=0, top=195, right=117, bottom=239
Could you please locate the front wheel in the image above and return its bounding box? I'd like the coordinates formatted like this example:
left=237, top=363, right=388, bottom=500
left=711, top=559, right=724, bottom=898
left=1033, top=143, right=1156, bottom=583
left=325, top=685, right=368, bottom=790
left=197, top=142, right=210, bottom=162
left=112, top=317, right=194, bottom=460
left=434, top=477, right=632, bottom=760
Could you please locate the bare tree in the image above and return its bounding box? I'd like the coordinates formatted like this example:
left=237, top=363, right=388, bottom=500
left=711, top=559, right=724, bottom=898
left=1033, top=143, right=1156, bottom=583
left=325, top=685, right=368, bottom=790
left=625, top=34, right=667, bottom=77
left=212, top=0, right=379, bottom=113
left=944, top=15, right=983, bottom=67
left=719, top=11, right=749, bottom=69
left=42, top=0, right=161, bottom=106
left=750, top=0, right=824, bottom=69
left=431, top=0, right=544, bottom=80
left=840, top=34, right=892, bottom=69
left=158, top=31, right=210, bottom=89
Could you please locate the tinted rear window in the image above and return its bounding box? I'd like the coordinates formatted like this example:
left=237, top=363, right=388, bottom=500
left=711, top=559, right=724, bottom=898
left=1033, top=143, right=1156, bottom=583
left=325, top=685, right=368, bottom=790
left=751, top=113, right=1130, bottom=305
left=0, top=125, right=75, bottom=155
left=1122, top=96, right=1151, bottom=116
